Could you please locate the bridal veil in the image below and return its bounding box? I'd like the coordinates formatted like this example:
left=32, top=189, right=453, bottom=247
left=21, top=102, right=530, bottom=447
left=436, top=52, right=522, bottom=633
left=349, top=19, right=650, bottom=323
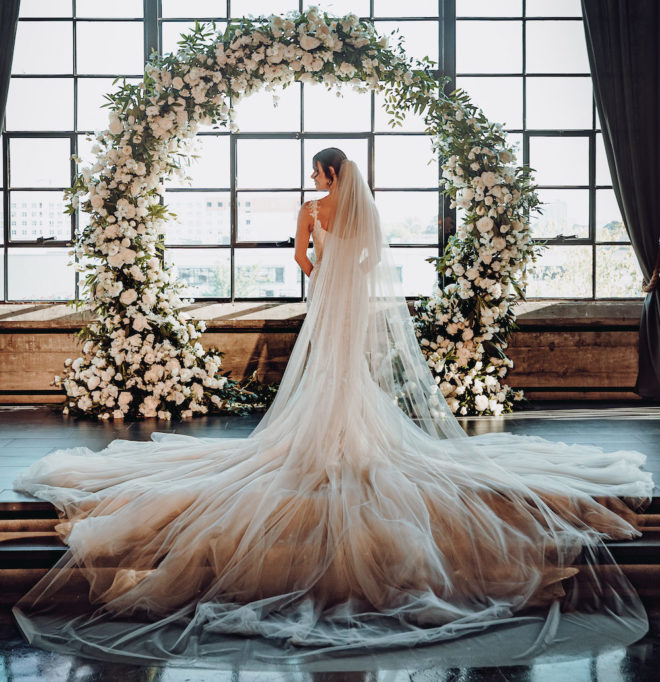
left=12, top=160, right=654, bottom=671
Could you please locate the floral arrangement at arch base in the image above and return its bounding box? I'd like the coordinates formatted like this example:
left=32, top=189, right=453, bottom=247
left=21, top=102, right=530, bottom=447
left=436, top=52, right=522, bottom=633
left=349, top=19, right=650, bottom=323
left=57, top=5, right=540, bottom=421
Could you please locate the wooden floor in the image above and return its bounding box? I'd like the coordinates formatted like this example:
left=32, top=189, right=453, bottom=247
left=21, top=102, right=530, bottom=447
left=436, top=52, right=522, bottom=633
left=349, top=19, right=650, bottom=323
left=1, top=402, right=660, bottom=681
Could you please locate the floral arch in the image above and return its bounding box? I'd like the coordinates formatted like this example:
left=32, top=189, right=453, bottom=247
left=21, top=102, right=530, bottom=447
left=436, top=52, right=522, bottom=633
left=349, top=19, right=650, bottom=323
left=59, top=6, right=539, bottom=420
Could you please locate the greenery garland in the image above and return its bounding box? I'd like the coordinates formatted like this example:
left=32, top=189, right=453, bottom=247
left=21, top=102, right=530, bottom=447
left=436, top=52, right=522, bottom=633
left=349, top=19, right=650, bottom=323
left=58, top=5, right=539, bottom=420
left=413, top=92, right=541, bottom=416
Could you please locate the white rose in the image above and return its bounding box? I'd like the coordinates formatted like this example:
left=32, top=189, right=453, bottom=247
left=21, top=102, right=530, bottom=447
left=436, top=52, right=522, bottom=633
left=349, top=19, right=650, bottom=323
left=172, top=76, right=184, bottom=89
left=77, top=395, right=92, bottom=411
left=119, top=289, right=138, bottom=305
left=132, top=314, right=149, bottom=332
left=118, top=391, right=132, bottom=406
left=481, top=171, right=498, bottom=187
left=474, top=395, right=489, bottom=412
left=338, top=61, right=356, bottom=77
left=108, top=113, right=123, bottom=135
left=476, top=216, right=494, bottom=234
left=90, top=195, right=104, bottom=211
left=299, top=35, right=321, bottom=50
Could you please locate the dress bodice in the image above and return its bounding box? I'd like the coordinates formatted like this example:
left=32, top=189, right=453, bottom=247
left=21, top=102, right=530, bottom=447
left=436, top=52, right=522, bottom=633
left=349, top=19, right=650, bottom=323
left=310, top=200, right=327, bottom=264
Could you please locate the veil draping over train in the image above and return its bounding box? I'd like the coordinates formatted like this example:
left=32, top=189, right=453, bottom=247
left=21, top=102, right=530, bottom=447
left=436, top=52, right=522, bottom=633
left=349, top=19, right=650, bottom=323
left=12, top=160, right=654, bottom=670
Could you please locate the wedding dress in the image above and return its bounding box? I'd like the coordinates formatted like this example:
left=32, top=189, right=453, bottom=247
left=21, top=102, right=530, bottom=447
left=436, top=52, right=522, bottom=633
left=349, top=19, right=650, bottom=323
left=12, top=161, right=654, bottom=671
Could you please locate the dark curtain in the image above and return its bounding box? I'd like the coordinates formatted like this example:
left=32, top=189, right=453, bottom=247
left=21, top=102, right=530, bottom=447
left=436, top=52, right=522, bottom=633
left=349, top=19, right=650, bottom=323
left=582, top=0, right=660, bottom=399
left=0, top=1, right=20, bottom=133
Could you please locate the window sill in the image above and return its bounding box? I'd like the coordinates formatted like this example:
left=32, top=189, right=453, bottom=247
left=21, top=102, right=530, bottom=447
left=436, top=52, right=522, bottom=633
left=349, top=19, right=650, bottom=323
left=0, top=299, right=643, bottom=332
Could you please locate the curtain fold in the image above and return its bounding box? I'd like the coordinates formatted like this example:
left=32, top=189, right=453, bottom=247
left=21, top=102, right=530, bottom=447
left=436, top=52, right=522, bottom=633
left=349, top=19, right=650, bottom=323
left=0, top=1, right=20, bottom=133
left=581, top=0, right=660, bottom=399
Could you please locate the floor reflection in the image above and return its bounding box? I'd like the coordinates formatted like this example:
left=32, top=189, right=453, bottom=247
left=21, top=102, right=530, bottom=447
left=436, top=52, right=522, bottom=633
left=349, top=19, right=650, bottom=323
left=2, top=633, right=660, bottom=682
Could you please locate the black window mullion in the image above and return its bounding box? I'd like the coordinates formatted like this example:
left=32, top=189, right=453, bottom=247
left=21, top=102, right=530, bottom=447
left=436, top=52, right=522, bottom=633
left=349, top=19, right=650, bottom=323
left=230, top=134, right=236, bottom=302
left=144, top=0, right=159, bottom=62
left=2, top=133, right=8, bottom=300
left=440, top=0, right=456, bottom=282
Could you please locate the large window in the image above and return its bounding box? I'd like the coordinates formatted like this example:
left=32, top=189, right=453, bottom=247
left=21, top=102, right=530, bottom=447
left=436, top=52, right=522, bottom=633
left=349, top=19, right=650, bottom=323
left=1, top=0, right=643, bottom=302
left=456, top=0, right=642, bottom=298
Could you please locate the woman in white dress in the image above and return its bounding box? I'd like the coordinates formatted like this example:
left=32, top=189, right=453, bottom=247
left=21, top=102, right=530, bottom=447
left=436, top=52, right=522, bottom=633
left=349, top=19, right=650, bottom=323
left=12, top=150, right=654, bottom=671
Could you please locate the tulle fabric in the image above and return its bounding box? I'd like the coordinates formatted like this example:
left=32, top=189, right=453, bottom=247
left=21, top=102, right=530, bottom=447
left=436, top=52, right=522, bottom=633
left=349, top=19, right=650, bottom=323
left=12, top=161, right=654, bottom=671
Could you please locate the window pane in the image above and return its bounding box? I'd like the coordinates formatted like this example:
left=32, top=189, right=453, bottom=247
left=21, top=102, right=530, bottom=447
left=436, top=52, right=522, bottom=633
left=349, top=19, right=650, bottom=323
left=77, top=77, right=140, bottom=131
left=455, top=77, right=523, bottom=129
left=375, top=136, right=437, bottom=188
left=375, top=21, right=438, bottom=64
left=526, top=21, right=589, bottom=73
left=456, top=0, right=521, bottom=16
left=10, top=139, right=71, bottom=188
left=20, top=0, right=71, bottom=17
left=234, top=83, right=300, bottom=132
left=0, top=250, right=4, bottom=298
left=165, top=248, right=231, bottom=298
left=532, top=189, right=589, bottom=239
left=375, top=192, right=438, bottom=244
left=323, top=1, right=370, bottom=15
left=12, top=21, right=72, bottom=75
left=304, top=85, right=370, bottom=133
left=166, top=136, right=230, bottom=189
left=526, top=0, right=582, bottom=17
left=234, top=249, right=301, bottom=298
left=526, top=77, right=592, bottom=129
left=7, top=248, right=74, bottom=300
left=162, top=0, right=227, bottom=18
left=76, top=0, right=143, bottom=17
left=6, top=78, right=74, bottom=131
left=389, top=248, right=438, bottom=296
left=596, top=190, right=628, bottom=242
left=529, top=137, right=589, bottom=186
left=596, top=246, right=643, bottom=298
left=162, top=21, right=217, bottom=56
left=375, top=0, right=439, bottom=16
left=238, top=139, right=300, bottom=189
left=234, top=1, right=299, bottom=16
left=163, top=192, right=230, bottom=245
left=77, top=22, right=143, bottom=75
left=237, top=193, right=301, bottom=242
left=76, top=134, right=98, bottom=170
left=374, top=90, right=427, bottom=132
left=10, top=191, right=70, bottom=242
left=596, top=133, right=613, bottom=186
left=526, top=245, right=592, bottom=298
left=457, top=21, right=522, bottom=73
left=304, top=138, right=369, bottom=189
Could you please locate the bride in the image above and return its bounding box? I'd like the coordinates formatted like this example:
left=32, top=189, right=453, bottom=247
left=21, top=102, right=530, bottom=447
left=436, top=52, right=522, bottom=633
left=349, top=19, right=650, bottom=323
left=12, top=149, right=654, bottom=671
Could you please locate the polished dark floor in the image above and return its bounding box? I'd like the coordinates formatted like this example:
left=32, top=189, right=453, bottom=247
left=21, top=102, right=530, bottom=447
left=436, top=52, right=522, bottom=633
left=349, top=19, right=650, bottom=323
left=1, top=402, right=660, bottom=681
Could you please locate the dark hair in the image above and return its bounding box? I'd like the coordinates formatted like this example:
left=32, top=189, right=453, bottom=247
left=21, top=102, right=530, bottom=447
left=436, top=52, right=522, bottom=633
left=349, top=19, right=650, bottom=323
left=312, top=147, right=347, bottom=186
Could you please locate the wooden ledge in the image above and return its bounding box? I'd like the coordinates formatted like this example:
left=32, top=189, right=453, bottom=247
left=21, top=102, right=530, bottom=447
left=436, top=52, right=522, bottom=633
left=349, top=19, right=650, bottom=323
left=0, top=300, right=643, bottom=332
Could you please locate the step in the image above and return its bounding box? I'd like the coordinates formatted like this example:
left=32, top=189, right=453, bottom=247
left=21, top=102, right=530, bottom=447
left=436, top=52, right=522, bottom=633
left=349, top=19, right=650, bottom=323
left=1, top=537, right=659, bottom=569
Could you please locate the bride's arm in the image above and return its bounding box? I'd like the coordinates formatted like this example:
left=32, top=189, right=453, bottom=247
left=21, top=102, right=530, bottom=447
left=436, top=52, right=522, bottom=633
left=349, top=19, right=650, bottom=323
left=294, top=203, right=314, bottom=277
